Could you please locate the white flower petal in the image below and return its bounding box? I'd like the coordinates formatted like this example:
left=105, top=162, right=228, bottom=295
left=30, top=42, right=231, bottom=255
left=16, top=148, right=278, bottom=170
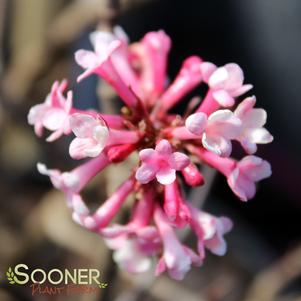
left=69, top=137, right=103, bottom=159
left=185, top=112, right=207, bottom=136
left=202, top=134, right=232, bottom=157
left=212, top=90, right=235, bottom=107
left=209, top=66, right=229, bottom=88
left=168, top=152, right=190, bottom=170
left=156, top=167, right=176, bottom=185
left=69, top=113, right=99, bottom=138
left=42, top=109, right=66, bottom=131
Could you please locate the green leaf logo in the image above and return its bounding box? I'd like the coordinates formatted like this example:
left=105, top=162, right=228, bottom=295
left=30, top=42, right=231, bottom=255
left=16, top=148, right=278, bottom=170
left=99, top=282, right=108, bottom=289
left=6, top=267, right=16, bottom=285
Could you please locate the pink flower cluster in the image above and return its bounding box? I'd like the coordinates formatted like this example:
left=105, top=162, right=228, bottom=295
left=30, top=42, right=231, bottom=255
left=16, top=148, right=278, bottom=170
left=28, top=27, right=273, bottom=280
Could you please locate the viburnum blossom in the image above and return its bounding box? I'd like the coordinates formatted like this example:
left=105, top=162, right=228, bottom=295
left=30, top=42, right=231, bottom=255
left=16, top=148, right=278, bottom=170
left=28, top=27, right=273, bottom=280
left=28, top=80, right=72, bottom=142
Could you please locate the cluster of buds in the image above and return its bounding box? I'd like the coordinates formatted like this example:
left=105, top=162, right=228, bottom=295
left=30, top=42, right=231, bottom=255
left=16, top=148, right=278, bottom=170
left=28, top=27, right=273, bottom=280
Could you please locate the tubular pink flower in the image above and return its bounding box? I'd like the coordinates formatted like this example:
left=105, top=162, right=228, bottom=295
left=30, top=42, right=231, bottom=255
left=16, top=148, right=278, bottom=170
left=28, top=80, right=72, bottom=142
left=234, top=96, right=273, bottom=154
left=90, top=27, right=142, bottom=99
left=106, top=143, right=137, bottom=163
left=185, top=112, right=208, bottom=136
left=135, top=139, right=190, bottom=185
left=164, top=180, right=190, bottom=227
left=29, top=27, right=273, bottom=280
left=75, top=40, right=138, bottom=109
left=72, top=176, right=135, bottom=230
left=189, top=204, right=233, bottom=257
left=100, top=191, right=160, bottom=274
left=181, top=163, right=204, bottom=187
left=192, top=147, right=271, bottom=202
left=100, top=187, right=156, bottom=236
left=93, top=190, right=155, bottom=238
left=130, top=188, right=155, bottom=228
left=69, top=113, right=140, bottom=160
left=196, top=63, right=252, bottom=114
left=154, top=205, right=201, bottom=280
left=201, top=110, right=241, bottom=157
left=227, top=155, right=272, bottom=201
left=200, top=61, right=217, bottom=82
left=37, top=152, right=109, bottom=199
left=111, top=239, right=153, bottom=274
left=160, top=56, right=203, bottom=111
left=208, top=63, right=253, bottom=107
left=195, top=90, right=220, bottom=116
left=189, top=146, right=236, bottom=176
left=177, top=110, right=241, bottom=157
left=69, top=113, right=109, bottom=159
left=105, top=222, right=161, bottom=274
left=132, top=30, right=171, bottom=103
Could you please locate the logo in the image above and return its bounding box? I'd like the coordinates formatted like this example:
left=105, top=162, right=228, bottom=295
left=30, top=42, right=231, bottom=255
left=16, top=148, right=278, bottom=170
left=5, top=264, right=108, bottom=296
left=6, top=267, right=16, bottom=284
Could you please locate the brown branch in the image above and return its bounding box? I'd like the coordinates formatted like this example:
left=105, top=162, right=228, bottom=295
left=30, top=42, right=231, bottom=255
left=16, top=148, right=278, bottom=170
left=243, top=244, right=301, bottom=301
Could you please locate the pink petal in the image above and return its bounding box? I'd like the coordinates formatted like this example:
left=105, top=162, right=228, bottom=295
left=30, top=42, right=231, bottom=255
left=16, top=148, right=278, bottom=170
left=69, top=113, right=99, bottom=138
left=155, top=139, right=172, bottom=156
left=92, top=125, right=109, bottom=147
left=90, top=31, right=115, bottom=53
left=220, top=217, right=233, bottom=233
left=200, top=62, right=217, bottom=82
left=239, top=156, right=272, bottom=182
left=155, top=257, right=167, bottom=276
left=168, top=152, right=190, bottom=170
left=75, top=49, right=99, bottom=69
left=205, top=234, right=227, bottom=256
left=28, top=103, right=47, bottom=125
left=227, top=168, right=256, bottom=201
left=161, top=56, right=203, bottom=110
left=223, top=63, right=244, bottom=91
left=183, top=246, right=203, bottom=267
left=105, top=236, right=127, bottom=249
left=207, top=110, right=241, bottom=139
left=139, top=148, right=157, bottom=163
left=242, top=108, right=267, bottom=128
left=202, top=133, right=232, bottom=157
left=185, top=112, right=207, bottom=136
left=69, top=137, right=103, bottom=159
left=46, top=129, right=64, bottom=142
left=136, top=163, right=157, bottom=184
left=240, top=139, right=257, bottom=154
left=112, top=240, right=152, bottom=273
left=42, top=109, right=67, bottom=131
left=248, top=128, right=273, bottom=144
left=113, top=25, right=129, bottom=44
left=212, top=90, right=235, bottom=107
left=234, top=96, right=256, bottom=118
left=197, top=212, right=217, bottom=240
left=156, top=167, right=176, bottom=185
left=231, top=84, right=253, bottom=97
left=101, top=225, right=132, bottom=238
left=209, top=66, right=229, bottom=88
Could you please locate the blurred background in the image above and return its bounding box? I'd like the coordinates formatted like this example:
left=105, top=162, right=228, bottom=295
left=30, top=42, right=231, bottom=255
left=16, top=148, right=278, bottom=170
left=0, top=0, right=301, bottom=300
